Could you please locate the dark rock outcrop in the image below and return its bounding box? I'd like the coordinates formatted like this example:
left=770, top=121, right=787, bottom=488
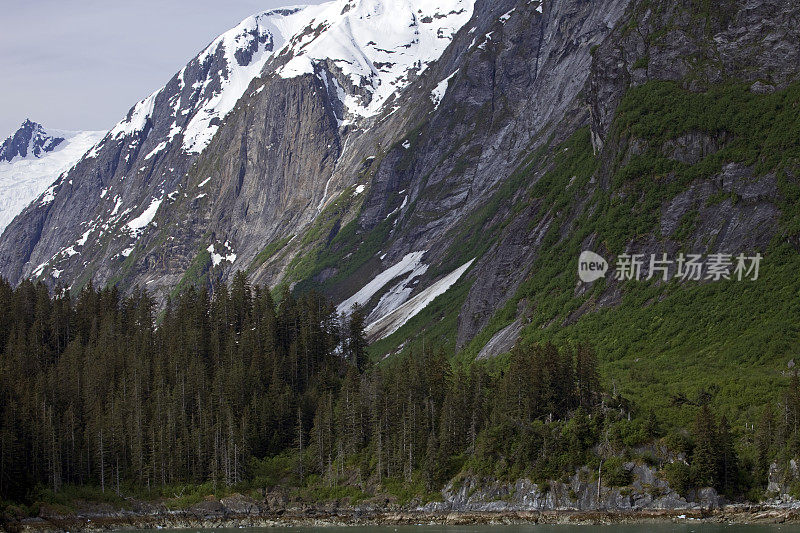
left=0, top=120, right=64, bottom=162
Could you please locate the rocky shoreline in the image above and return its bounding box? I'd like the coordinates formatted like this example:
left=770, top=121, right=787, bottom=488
left=7, top=504, right=800, bottom=532
left=9, top=464, right=800, bottom=532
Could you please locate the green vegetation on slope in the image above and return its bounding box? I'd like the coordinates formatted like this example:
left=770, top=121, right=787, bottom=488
left=170, top=245, right=212, bottom=299
left=5, top=49, right=800, bottom=520
left=248, top=235, right=294, bottom=273
left=5, top=273, right=798, bottom=510
left=460, top=80, right=800, bottom=431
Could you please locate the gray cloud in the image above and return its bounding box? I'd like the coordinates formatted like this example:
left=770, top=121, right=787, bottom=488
left=0, top=0, right=326, bottom=138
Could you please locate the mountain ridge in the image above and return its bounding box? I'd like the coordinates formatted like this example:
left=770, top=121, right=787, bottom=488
left=0, top=119, right=64, bottom=162
left=0, top=0, right=798, bottom=367
left=0, top=0, right=487, bottom=295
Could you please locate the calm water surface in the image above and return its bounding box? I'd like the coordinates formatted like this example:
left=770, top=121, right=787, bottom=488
left=132, top=525, right=800, bottom=533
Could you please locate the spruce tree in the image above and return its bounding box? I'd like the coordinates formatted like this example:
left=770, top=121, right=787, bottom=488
left=691, top=405, right=718, bottom=488
left=754, top=405, right=775, bottom=487
left=345, top=304, right=368, bottom=372
left=717, top=414, right=738, bottom=495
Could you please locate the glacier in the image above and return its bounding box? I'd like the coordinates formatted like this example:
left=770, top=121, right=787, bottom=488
left=0, top=128, right=106, bottom=233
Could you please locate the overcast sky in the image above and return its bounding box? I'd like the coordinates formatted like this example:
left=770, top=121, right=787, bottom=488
left=0, top=0, right=325, bottom=139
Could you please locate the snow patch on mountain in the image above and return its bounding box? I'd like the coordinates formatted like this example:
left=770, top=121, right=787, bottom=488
left=500, top=8, right=515, bottom=23
left=431, top=70, right=458, bottom=109
left=366, top=257, right=429, bottom=324
left=208, top=242, right=237, bottom=267
left=110, top=196, right=123, bottom=217
left=365, top=258, right=474, bottom=340
left=0, top=128, right=106, bottom=233
left=278, top=0, right=475, bottom=119
left=126, top=196, right=163, bottom=235
left=76, top=227, right=93, bottom=247
left=181, top=9, right=311, bottom=154
left=337, top=251, right=426, bottom=314
left=384, top=193, right=408, bottom=220
left=110, top=91, right=159, bottom=139
left=144, top=141, right=168, bottom=160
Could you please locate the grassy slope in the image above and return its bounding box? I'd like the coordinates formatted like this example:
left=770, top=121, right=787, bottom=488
left=453, top=80, right=800, bottom=427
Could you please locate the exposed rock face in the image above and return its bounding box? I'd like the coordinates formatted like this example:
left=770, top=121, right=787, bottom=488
left=18, top=497, right=800, bottom=533
left=0, top=6, right=334, bottom=287
left=0, top=0, right=514, bottom=303
left=589, top=0, right=800, bottom=151
left=454, top=0, right=800, bottom=348
left=0, top=120, right=64, bottom=162
left=476, top=318, right=524, bottom=360
left=429, top=466, right=696, bottom=512
left=328, top=0, right=632, bottom=344
left=0, top=0, right=798, bottom=356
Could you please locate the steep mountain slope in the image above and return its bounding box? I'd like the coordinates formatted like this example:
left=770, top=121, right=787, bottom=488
left=507, top=0, right=800, bottom=423
left=0, top=121, right=105, bottom=233
left=0, top=0, right=798, bottom=407
left=455, top=0, right=800, bottom=351
left=0, top=6, right=312, bottom=286
left=0, top=0, right=485, bottom=297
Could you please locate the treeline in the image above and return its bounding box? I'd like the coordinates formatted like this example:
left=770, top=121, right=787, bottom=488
left=0, top=273, right=349, bottom=500
left=0, top=274, right=609, bottom=502
left=3, top=274, right=800, bottom=505
left=646, top=374, right=800, bottom=500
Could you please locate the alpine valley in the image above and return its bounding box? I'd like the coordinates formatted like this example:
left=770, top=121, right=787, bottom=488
left=2, top=0, right=800, bottom=525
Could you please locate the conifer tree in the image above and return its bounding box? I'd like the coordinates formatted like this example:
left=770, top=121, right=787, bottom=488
left=717, top=414, right=738, bottom=495
left=576, top=344, right=599, bottom=410
left=691, top=405, right=718, bottom=488
left=754, top=405, right=775, bottom=487
left=345, top=304, right=368, bottom=372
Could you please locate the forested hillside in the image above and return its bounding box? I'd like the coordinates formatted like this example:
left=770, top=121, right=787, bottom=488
left=1, top=0, right=800, bottom=522
left=2, top=277, right=800, bottom=511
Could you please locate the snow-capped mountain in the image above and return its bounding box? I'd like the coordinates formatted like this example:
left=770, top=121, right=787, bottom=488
left=0, top=121, right=105, bottom=232
left=0, top=0, right=585, bottom=341
left=2, top=0, right=793, bottom=358
left=1, top=119, right=65, bottom=162
left=274, top=0, right=474, bottom=121
left=0, top=0, right=483, bottom=290
left=100, top=0, right=474, bottom=157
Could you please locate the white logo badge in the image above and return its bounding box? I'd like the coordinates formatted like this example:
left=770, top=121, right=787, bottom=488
left=578, top=251, right=608, bottom=283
